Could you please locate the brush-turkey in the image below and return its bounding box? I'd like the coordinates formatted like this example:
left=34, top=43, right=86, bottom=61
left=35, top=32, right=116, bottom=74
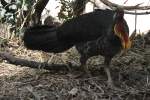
left=23, top=9, right=131, bottom=87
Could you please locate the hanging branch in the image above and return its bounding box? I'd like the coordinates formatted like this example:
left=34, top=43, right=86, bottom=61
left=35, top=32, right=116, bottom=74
left=134, top=10, right=137, bottom=33
left=129, top=11, right=137, bottom=42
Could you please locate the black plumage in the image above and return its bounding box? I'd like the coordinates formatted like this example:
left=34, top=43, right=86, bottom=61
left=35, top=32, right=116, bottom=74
left=23, top=9, right=130, bottom=87
left=23, top=9, right=117, bottom=52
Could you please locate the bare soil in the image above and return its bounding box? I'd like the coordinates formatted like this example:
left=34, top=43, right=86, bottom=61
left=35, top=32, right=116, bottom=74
left=0, top=32, right=150, bottom=100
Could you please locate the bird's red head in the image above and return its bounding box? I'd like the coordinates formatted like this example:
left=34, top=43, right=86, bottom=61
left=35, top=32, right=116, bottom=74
left=113, top=9, right=131, bottom=50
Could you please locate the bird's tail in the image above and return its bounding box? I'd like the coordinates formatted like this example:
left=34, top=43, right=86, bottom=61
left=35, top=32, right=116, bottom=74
left=23, top=25, right=72, bottom=53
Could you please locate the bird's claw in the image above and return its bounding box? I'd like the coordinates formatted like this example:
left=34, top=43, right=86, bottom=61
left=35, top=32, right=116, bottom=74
left=73, top=71, right=92, bottom=78
left=107, top=81, right=122, bottom=91
left=107, top=80, right=114, bottom=88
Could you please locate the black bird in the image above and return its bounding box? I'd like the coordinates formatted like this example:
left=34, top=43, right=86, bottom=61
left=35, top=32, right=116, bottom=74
left=23, top=9, right=131, bottom=87
left=75, top=9, right=131, bottom=86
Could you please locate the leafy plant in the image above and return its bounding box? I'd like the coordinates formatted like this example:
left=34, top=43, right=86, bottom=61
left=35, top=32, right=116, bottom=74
left=58, top=0, right=74, bottom=21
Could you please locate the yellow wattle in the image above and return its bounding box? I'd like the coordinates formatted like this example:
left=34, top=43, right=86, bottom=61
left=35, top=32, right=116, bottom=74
left=122, top=39, right=131, bottom=49
left=114, top=24, right=131, bottom=50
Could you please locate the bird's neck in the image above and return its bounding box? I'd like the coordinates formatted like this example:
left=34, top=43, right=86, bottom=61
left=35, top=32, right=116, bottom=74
left=105, top=26, right=123, bottom=48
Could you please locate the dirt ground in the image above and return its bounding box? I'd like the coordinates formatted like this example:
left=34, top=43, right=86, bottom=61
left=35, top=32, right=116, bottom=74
left=0, top=32, right=150, bottom=100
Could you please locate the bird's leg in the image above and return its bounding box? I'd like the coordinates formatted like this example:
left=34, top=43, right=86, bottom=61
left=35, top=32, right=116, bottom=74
left=80, top=56, right=92, bottom=77
left=104, top=58, right=123, bottom=91
left=39, top=51, right=51, bottom=68
left=40, top=51, right=51, bottom=63
left=74, top=56, right=91, bottom=78
left=81, top=63, right=92, bottom=77
left=104, top=57, right=114, bottom=87
left=104, top=65, right=113, bottom=86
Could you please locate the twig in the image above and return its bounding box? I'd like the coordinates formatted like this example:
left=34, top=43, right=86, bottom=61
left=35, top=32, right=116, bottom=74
left=125, top=11, right=150, bottom=15
left=91, top=0, right=150, bottom=15
left=99, top=0, right=150, bottom=10
left=124, top=0, right=128, bottom=4
left=26, top=86, right=41, bottom=100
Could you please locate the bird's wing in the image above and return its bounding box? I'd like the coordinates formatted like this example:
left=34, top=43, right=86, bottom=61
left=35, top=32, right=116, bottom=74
left=57, top=9, right=115, bottom=43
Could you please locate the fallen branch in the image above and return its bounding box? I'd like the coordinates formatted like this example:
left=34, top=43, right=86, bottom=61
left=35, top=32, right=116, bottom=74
left=0, top=51, right=80, bottom=71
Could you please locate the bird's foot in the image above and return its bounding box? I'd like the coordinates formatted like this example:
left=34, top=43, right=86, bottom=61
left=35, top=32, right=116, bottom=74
left=74, top=64, right=92, bottom=78
left=38, top=62, right=48, bottom=69
left=75, top=67, right=92, bottom=78
left=107, top=80, right=122, bottom=91
left=65, top=61, right=72, bottom=72
left=107, top=80, right=114, bottom=88
left=74, top=71, right=92, bottom=78
left=73, top=72, right=85, bottom=78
